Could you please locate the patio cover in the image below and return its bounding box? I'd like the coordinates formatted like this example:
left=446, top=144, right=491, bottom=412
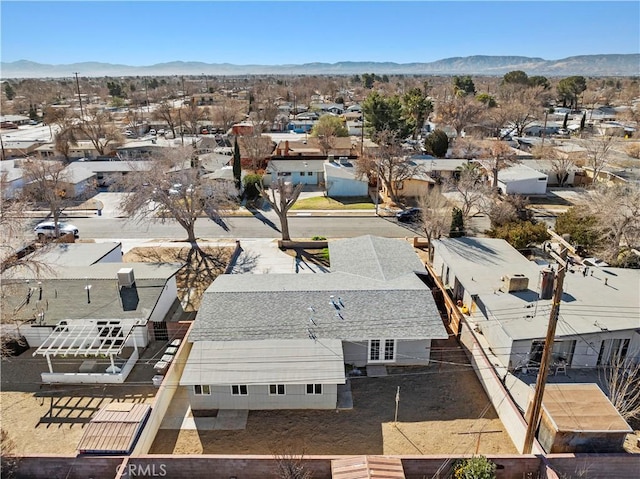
left=34, top=319, right=139, bottom=358
left=180, top=339, right=345, bottom=386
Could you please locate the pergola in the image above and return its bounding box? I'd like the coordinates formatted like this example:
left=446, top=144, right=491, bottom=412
left=34, top=319, right=140, bottom=374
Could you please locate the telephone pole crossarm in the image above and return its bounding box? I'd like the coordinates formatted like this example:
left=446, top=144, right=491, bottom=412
left=522, top=247, right=568, bottom=454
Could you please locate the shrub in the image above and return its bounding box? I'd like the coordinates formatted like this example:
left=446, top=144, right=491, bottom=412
left=624, top=143, right=640, bottom=159
left=487, top=220, right=549, bottom=249
left=453, top=455, right=496, bottom=479
left=242, top=174, right=263, bottom=201
left=311, top=236, right=326, bottom=241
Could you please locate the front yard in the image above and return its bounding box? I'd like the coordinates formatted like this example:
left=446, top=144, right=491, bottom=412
left=291, top=196, right=374, bottom=210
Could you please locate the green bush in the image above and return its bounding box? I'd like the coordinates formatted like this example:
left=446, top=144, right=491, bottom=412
left=311, top=236, right=326, bottom=241
left=487, top=220, right=549, bottom=249
left=555, top=207, right=600, bottom=250
left=453, top=455, right=496, bottom=479
left=320, top=247, right=330, bottom=262
left=242, top=174, right=263, bottom=201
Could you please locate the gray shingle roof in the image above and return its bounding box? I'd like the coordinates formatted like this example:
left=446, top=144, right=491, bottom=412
left=329, top=235, right=425, bottom=281
left=190, top=236, right=446, bottom=342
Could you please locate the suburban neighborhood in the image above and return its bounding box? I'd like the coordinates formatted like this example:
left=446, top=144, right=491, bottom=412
left=2, top=3, right=640, bottom=475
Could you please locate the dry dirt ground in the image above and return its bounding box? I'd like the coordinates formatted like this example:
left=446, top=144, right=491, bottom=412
left=150, top=339, right=517, bottom=456
left=123, top=245, right=233, bottom=311
left=0, top=342, right=165, bottom=455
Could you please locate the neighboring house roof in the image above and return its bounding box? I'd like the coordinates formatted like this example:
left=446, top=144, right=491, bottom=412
left=409, top=157, right=470, bottom=172
left=22, top=242, right=122, bottom=268
left=520, top=159, right=580, bottom=173
left=180, top=339, right=345, bottom=386
left=323, top=161, right=361, bottom=181
left=2, top=262, right=181, bottom=325
left=0, top=115, right=29, bottom=122
left=433, top=237, right=640, bottom=340
left=267, top=158, right=327, bottom=173
left=0, top=159, right=26, bottom=182
left=191, top=236, right=446, bottom=342
left=497, top=163, right=548, bottom=183
left=203, top=165, right=234, bottom=181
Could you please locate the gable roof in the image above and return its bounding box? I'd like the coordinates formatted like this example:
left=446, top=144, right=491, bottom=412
left=190, top=236, right=446, bottom=343
left=330, top=235, right=424, bottom=281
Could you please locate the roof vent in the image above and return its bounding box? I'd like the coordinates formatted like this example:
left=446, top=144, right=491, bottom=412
left=117, top=267, right=135, bottom=288
left=500, top=273, right=529, bottom=293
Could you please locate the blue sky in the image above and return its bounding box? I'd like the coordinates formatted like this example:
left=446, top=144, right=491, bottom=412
left=2, top=1, right=639, bottom=65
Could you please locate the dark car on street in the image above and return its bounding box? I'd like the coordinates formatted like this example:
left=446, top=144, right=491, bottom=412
left=396, top=207, right=422, bottom=223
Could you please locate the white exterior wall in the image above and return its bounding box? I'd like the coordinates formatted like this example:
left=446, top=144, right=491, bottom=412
left=96, top=245, right=123, bottom=263
left=499, top=177, right=547, bottom=195
left=478, top=317, right=514, bottom=368
left=21, top=325, right=55, bottom=347
left=326, top=176, right=368, bottom=197
left=186, top=383, right=338, bottom=410
left=271, top=171, right=320, bottom=186
left=342, top=339, right=431, bottom=367
left=149, top=277, right=178, bottom=322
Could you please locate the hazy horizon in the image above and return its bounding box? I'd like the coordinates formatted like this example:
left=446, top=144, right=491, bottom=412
left=2, top=1, right=639, bottom=66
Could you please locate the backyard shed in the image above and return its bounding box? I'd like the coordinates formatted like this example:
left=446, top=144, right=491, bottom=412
left=531, top=383, right=632, bottom=453
left=77, top=402, right=151, bottom=454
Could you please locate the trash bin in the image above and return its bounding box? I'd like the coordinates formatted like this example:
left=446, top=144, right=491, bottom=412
left=97, top=209, right=102, bottom=216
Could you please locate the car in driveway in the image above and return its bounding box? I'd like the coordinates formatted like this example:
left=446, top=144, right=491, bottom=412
left=34, top=221, right=79, bottom=240
left=396, top=207, right=423, bottom=223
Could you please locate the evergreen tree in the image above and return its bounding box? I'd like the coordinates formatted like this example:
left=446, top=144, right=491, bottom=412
left=233, top=137, right=242, bottom=190
left=450, top=207, right=465, bottom=238
left=4, top=82, right=15, bottom=100
left=424, top=129, right=449, bottom=158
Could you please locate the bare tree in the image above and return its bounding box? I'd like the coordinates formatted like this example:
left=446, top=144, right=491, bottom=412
left=477, top=140, right=517, bottom=189
left=152, top=101, right=180, bottom=138
left=601, top=354, right=640, bottom=422
left=375, top=130, right=424, bottom=206
left=119, top=145, right=236, bottom=244
left=579, top=135, right=618, bottom=183
left=418, top=187, right=451, bottom=260
left=118, top=146, right=237, bottom=307
left=258, top=178, right=303, bottom=241
left=580, top=183, right=640, bottom=261
left=182, top=103, right=208, bottom=135
left=448, top=162, right=489, bottom=221
left=211, top=98, right=246, bottom=133
left=21, top=158, right=76, bottom=236
left=77, top=109, right=123, bottom=156
left=275, top=453, right=312, bottom=479
left=239, top=128, right=274, bottom=171
left=435, top=93, right=484, bottom=138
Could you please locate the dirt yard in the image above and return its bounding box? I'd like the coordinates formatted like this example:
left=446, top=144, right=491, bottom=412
left=150, top=339, right=517, bottom=456
left=123, top=245, right=233, bottom=311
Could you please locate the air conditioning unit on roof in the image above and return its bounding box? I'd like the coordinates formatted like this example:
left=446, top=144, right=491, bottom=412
left=117, top=267, right=135, bottom=288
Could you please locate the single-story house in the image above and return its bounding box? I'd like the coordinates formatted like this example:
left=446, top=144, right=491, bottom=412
left=3, top=139, right=49, bottom=159
left=518, top=159, right=580, bottom=187
left=0, top=114, right=30, bottom=126
left=431, top=237, right=640, bottom=373
left=0, top=158, right=27, bottom=199
left=2, top=249, right=182, bottom=383
left=265, top=158, right=326, bottom=186
left=323, top=159, right=368, bottom=197
left=272, top=137, right=355, bottom=160
left=180, top=235, right=448, bottom=410
left=116, top=137, right=182, bottom=160
left=492, top=163, right=548, bottom=195
left=35, top=140, right=108, bottom=160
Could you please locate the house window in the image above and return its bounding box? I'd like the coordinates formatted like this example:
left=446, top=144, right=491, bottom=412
left=194, top=385, right=211, bottom=395
left=300, top=171, right=306, bottom=176
left=231, top=385, right=248, bottom=396
left=269, top=384, right=286, bottom=395
left=369, top=339, right=396, bottom=362
left=306, top=384, right=322, bottom=395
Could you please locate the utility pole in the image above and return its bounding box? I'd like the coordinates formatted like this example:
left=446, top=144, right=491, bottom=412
left=74, top=72, right=85, bottom=120
left=541, top=109, right=549, bottom=148
left=522, top=247, right=568, bottom=454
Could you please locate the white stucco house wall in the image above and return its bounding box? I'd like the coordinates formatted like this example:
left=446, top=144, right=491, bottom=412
left=323, top=160, right=368, bottom=197
left=494, top=163, right=548, bottom=195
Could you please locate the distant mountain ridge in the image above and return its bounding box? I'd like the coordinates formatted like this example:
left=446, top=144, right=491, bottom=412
left=1, top=54, right=638, bottom=78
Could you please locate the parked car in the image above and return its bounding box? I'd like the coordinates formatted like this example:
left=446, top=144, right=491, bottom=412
left=34, top=221, right=79, bottom=239
left=396, top=207, right=423, bottom=223
left=149, top=129, right=157, bottom=136
left=157, top=129, right=166, bottom=136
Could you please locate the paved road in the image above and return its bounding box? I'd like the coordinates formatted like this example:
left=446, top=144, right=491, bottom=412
left=28, top=214, right=420, bottom=240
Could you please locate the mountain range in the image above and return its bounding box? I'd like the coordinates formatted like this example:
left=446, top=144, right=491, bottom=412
left=1, top=54, right=638, bottom=78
